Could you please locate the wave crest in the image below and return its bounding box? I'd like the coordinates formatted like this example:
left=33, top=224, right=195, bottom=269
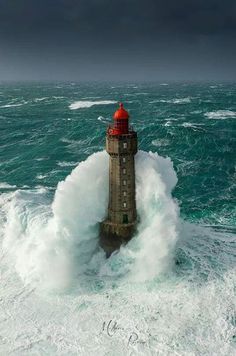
left=69, top=100, right=117, bottom=110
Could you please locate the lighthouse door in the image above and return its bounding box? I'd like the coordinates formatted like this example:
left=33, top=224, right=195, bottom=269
left=123, top=214, right=128, bottom=224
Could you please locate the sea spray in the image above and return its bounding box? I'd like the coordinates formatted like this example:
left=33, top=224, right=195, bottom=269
left=1, top=150, right=179, bottom=290
left=100, top=151, right=179, bottom=281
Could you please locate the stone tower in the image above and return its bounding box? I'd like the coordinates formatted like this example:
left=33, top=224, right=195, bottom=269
left=100, top=103, right=138, bottom=256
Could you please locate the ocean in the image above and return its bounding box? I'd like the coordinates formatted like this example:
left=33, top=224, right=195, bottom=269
left=0, top=82, right=235, bottom=355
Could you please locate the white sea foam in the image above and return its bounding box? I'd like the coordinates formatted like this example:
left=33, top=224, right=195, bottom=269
left=152, top=138, right=170, bottom=147
left=116, top=151, right=179, bottom=282
left=36, top=174, right=48, bottom=180
left=150, top=97, right=192, bottom=104
left=205, top=110, right=236, bottom=119
left=182, top=122, right=206, bottom=131
left=0, top=102, right=25, bottom=108
left=69, top=100, right=117, bottom=110
left=1, top=150, right=179, bottom=290
left=57, top=161, right=78, bottom=167
left=0, top=182, right=17, bottom=189
left=97, top=116, right=110, bottom=123
left=52, top=96, right=65, bottom=100
left=0, top=152, right=235, bottom=354
left=34, top=97, right=49, bottom=102
left=172, top=97, right=191, bottom=104
left=35, top=157, right=48, bottom=161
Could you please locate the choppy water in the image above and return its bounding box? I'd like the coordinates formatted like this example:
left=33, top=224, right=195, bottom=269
left=0, top=82, right=235, bottom=355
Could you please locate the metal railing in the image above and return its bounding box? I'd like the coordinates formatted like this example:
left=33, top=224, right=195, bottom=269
left=107, top=125, right=135, bottom=135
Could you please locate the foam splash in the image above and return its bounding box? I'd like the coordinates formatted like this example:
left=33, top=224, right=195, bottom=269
left=1, top=150, right=179, bottom=290
left=115, top=151, right=179, bottom=282
left=69, top=100, right=117, bottom=110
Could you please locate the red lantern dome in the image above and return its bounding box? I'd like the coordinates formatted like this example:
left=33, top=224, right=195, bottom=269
left=108, top=103, right=129, bottom=135
left=113, top=103, right=129, bottom=120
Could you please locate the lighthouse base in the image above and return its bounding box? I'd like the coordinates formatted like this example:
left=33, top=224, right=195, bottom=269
left=99, top=220, right=136, bottom=257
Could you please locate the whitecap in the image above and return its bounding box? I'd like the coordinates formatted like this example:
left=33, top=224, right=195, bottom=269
left=172, top=97, right=192, bottom=104
left=52, top=96, right=65, bottom=100
left=150, top=97, right=192, bottom=104
left=34, top=97, right=49, bottom=102
left=0, top=103, right=25, bottom=108
left=0, top=182, right=17, bottom=189
left=152, top=139, right=170, bottom=147
left=57, top=161, right=78, bottom=167
left=182, top=122, right=206, bottom=132
left=97, top=116, right=110, bottom=123
left=69, top=100, right=117, bottom=110
left=36, top=174, right=47, bottom=180
left=205, top=110, right=236, bottom=120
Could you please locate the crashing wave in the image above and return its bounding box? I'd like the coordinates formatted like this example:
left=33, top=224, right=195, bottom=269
left=69, top=100, right=117, bottom=110
left=0, top=151, right=179, bottom=290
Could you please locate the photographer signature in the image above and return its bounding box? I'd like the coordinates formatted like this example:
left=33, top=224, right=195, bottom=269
left=101, top=320, right=147, bottom=347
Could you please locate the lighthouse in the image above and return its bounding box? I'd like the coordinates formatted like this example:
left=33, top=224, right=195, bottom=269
left=100, top=103, right=138, bottom=256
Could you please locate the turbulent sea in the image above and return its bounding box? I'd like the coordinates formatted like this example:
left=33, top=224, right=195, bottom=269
left=0, top=82, right=235, bottom=355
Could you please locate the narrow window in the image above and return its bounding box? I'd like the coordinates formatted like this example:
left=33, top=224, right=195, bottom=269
left=123, top=191, right=127, bottom=197
left=123, top=202, right=127, bottom=208
left=123, top=142, right=127, bottom=149
left=123, top=168, right=126, bottom=174
left=122, top=157, right=126, bottom=163
left=123, top=214, right=128, bottom=224
left=123, top=180, right=126, bottom=186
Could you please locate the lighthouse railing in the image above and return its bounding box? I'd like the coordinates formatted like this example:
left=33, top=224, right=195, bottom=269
left=107, top=125, right=135, bottom=135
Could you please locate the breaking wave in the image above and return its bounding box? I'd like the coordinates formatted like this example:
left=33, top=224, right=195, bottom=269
left=0, top=150, right=179, bottom=290
left=0, top=102, right=27, bottom=108
left=150, top=97, right=192, bottom=104
left=0, top=182, right=17, bottom=189
left=205, top=110, right=236, bottom=119
left=69, top=100, right=117, bottom=110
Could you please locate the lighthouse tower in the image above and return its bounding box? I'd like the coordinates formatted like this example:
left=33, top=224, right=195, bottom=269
left=100, top=103, right=138, bottom=256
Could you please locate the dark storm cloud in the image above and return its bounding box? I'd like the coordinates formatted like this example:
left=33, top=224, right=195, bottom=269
left=1, top=0, right=236, bottom=38
left=0, top=0, right=236, bottom=81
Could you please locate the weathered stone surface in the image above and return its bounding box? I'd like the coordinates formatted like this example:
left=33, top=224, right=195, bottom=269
left=100, top=220, right=136, bottom=257
left=100, top=128, right=138, bottom=256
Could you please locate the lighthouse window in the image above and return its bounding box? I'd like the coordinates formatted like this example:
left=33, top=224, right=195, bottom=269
left=123, top=168, right=126, bottom=174
left=123, top=142, right=127, bottom=149
left=122, top=157, right=126, bottom=163
left=123, top=202, right=127, bottom=208
left=123, top=214, right=128, bottom=224
left=123, top=180, right=126, bottom=186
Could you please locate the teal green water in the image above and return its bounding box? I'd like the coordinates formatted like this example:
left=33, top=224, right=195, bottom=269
left=1, top=82, right=235, bottom=226
left=0, top=82, right=236, bottom=354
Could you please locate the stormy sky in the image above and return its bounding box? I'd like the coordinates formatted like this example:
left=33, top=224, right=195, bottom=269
left=0, top=0, right=236, bottom=81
